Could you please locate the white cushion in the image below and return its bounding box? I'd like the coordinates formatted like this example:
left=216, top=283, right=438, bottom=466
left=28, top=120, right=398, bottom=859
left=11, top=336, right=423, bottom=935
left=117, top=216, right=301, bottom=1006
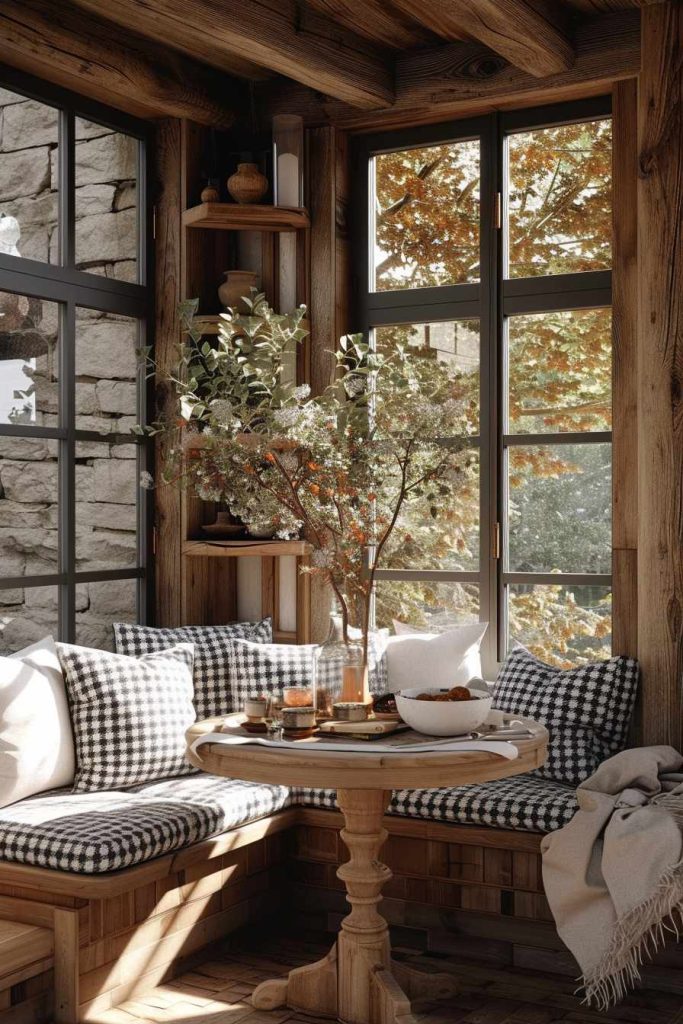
left=386, top=621, right=488, bottom=691
left=0, top=636, right=75, bottom=808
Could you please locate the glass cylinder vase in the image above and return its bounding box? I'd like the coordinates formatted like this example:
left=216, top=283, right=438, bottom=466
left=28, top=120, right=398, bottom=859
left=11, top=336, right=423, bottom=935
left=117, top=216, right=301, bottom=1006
left=314, top=614, right=371, bottom=719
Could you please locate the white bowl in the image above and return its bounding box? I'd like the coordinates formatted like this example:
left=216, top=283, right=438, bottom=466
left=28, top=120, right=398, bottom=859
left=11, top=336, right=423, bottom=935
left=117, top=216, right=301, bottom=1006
left=395, top=685, right=492, bottom=736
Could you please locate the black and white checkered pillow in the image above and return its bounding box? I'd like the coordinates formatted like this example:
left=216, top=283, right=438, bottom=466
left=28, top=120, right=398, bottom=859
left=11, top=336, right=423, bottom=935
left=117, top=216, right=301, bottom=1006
left=113, top=619, right=272, bottom=719
left=493, top=645, right=639, bottom=786
left=229, top=640, right=316, bottom=710
left=59, top=643, right=197, bottom=792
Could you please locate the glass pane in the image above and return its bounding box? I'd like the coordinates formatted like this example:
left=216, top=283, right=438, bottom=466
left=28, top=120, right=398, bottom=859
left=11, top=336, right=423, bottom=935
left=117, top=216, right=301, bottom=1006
left=375, top=320, right=480, bottom=434
left=508, top=583, right=611, bottom=667
left=0, top=585, right=59, bottom=654
left=0, top=292, right=59, bottom=426
left=373, top=140, right=480, bottom=291
left=75, top=308, right=139, bottom=433
left=75, top=117, right=138, bottom=282
left=0, top=435, right=58, bottom=575
left=507, top=118, right=611, bottom=278
left=0, top=88, right=59, bottom=264
left=75, top=440, right=138, bottom=571
left=383, top=447, right=479, bottom=572
left=507, top=443, right=611, bottom=574
left=375, top=581, right=479, bottom=632
left=76, top=578, right=137, bottom=651
left=507, top=308, right=611, bottom=434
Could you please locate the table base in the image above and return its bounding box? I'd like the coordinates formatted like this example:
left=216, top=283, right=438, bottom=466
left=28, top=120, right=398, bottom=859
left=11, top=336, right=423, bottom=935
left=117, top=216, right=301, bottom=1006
left=252, top=788, right=458, bottom=1024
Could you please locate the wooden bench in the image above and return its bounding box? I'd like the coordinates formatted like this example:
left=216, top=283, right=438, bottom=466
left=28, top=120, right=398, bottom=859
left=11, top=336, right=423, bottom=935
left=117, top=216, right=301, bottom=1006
left=0, top=804, right=677, bottom=1023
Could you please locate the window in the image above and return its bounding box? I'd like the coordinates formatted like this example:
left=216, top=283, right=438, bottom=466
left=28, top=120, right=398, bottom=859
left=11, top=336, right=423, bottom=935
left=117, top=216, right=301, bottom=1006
left=354, top=100, right=612, bottom=671
left=0, top=72, right=151, bottom=653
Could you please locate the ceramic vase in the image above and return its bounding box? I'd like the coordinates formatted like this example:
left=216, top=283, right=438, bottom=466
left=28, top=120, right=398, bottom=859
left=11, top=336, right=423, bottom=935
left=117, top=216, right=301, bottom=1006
left=218, top=270, right=258, bottom=312
left=200, top=179, right=220, bottom=203
left=227, top=163, right=268, bottom=204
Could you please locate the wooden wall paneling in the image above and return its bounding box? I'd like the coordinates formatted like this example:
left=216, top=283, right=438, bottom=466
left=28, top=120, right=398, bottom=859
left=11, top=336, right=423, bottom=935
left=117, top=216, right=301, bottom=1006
left=154, top=119, right=184, bottom=628
left=637, top=2, right=683, bottom=747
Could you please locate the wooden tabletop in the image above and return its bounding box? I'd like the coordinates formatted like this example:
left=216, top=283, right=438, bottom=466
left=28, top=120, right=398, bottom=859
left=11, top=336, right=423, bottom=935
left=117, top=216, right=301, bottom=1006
left=186, top=716, right=548, bottom=790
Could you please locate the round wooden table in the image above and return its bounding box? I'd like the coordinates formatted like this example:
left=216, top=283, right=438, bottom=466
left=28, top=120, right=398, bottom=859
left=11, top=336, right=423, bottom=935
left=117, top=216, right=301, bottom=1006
left=187, top=716, right=547, bottom=1024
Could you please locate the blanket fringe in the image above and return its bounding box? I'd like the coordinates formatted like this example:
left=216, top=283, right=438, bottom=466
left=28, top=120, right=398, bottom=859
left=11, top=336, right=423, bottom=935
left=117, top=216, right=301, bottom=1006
left=579, top=861, right=683, bottom=1009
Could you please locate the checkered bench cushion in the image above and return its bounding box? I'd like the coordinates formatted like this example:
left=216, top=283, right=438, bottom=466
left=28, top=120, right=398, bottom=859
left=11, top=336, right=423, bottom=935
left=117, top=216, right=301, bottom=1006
left=0, top=775, right=292, bottom=874
left=296, top=773, right=577, bottom=834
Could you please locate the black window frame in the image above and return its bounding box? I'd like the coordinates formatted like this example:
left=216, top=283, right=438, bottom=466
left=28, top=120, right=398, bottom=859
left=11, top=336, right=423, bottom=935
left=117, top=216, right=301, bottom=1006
left=0, top=65, right=154, bottom=644
left=351, top=96, right=612, bottom=676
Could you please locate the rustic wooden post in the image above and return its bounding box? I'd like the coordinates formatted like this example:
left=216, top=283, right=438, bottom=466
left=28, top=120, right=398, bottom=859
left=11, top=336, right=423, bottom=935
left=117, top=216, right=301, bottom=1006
left=637, top=2, right=683, bottom=747
left=307, top=126, right=351, bottom=641
left=153, top=118, right=184, bottom=627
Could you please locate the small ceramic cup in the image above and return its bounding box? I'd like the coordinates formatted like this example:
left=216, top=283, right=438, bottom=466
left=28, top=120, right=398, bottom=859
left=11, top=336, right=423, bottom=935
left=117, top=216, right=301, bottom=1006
left=282, top=707, right=316, bottom=730
left=245, top=697, right=268, bottom=720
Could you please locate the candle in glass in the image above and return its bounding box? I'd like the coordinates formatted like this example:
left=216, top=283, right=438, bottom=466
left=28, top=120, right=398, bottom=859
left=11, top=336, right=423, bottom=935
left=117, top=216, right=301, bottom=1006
left=272, top=114, right=304, bottom=207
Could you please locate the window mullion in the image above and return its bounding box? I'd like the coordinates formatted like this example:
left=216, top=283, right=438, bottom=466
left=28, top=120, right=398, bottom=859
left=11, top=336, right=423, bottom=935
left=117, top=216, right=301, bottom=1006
left=58, top=300, right=76, bottom=644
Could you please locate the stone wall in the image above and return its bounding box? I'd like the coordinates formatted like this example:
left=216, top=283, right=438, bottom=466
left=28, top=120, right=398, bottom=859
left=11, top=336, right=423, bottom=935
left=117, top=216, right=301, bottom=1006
left=0, top=87, right=140, bottom=653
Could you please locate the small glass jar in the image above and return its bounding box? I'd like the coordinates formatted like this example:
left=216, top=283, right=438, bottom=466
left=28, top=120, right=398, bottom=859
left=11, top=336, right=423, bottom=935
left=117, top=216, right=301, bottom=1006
left=314, top=614, right=370, bottom=719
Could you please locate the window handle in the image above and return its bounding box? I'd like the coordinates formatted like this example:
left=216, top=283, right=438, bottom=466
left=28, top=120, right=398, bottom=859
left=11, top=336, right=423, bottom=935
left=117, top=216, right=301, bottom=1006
left=494, top=193, right=502, bottom=230
left=492, top=522, right=501, bottom=560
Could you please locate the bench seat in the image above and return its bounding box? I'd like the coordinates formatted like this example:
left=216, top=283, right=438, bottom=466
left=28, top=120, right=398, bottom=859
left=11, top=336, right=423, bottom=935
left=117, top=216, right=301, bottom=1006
left=0, top=775, right=293, bottom=874
left=0, top=772, right=576, bottom=875
left=298, top=773, right=577, bottom=834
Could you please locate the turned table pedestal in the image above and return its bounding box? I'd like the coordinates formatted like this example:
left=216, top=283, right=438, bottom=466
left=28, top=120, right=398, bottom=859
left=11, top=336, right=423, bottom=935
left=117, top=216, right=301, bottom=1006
left=187, top=717, right=547, bottom=1024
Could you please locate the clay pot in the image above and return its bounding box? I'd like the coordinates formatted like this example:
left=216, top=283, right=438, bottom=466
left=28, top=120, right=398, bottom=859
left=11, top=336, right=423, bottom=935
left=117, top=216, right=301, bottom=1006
left=218, top=270, right=258, bottom=313
left=200, top=179, right=220, bottom=203
left=227, top=162, right=268, bottom=204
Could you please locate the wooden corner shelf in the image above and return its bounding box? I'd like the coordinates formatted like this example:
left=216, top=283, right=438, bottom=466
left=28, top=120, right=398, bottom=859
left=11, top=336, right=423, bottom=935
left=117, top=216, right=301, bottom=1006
left=183, top=539, right=311, bottom=558
left=182, top=203, right=310, bottom=232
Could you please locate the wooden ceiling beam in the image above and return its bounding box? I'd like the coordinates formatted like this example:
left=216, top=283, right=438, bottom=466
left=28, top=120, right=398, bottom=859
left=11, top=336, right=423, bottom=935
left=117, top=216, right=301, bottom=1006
left=68, top=0, right=394, bottom=110
left=304, top=0, right=437, bottom=49
left=0, top=0, right=241, bottom=127
left=261, top=10, right=640, bottom=132
left=390, top=0, right=575, bottom=77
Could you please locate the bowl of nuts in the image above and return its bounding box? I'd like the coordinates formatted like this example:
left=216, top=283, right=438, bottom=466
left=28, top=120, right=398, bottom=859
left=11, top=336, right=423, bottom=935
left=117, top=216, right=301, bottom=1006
left=395, top=681, right=492, bottom=736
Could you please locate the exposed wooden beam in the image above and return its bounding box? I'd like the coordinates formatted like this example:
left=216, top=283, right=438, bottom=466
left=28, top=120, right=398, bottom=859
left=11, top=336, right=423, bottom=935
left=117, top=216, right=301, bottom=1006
left=69, top=0, right=394, bottom=110
left=305, top=0, right=437, bottom=49
left=262, top=11, right=640, bottom=132
left=637, top=1, right=683, bottom=747
left=391, top=0, right=574, bottom=77
left=0, top=0, right=240, bottom=128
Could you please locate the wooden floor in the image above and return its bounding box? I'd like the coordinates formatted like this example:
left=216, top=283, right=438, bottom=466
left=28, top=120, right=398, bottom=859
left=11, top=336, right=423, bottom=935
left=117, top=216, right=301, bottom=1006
left=93, top=926, right=683, bottom=1024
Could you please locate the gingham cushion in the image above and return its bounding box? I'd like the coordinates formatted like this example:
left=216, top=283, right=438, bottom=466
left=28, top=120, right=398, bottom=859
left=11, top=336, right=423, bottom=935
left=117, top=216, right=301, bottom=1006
left=296, top=774, right=577, bottom=834
left=229, top=640, right=316, bottom=709
left=0, top=774, right=292, bottom=873
left=59, top=643, right=196, bottom=791
left=113, top=619, right=272, bottom=719
left=493, top=646, right=639, bottom=787
left=229, top=635, right=390, bottom=712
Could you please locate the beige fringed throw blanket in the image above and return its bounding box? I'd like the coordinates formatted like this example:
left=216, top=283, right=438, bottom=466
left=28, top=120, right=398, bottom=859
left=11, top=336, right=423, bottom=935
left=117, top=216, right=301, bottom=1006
left=541, top=745, right=683, bottom=1008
